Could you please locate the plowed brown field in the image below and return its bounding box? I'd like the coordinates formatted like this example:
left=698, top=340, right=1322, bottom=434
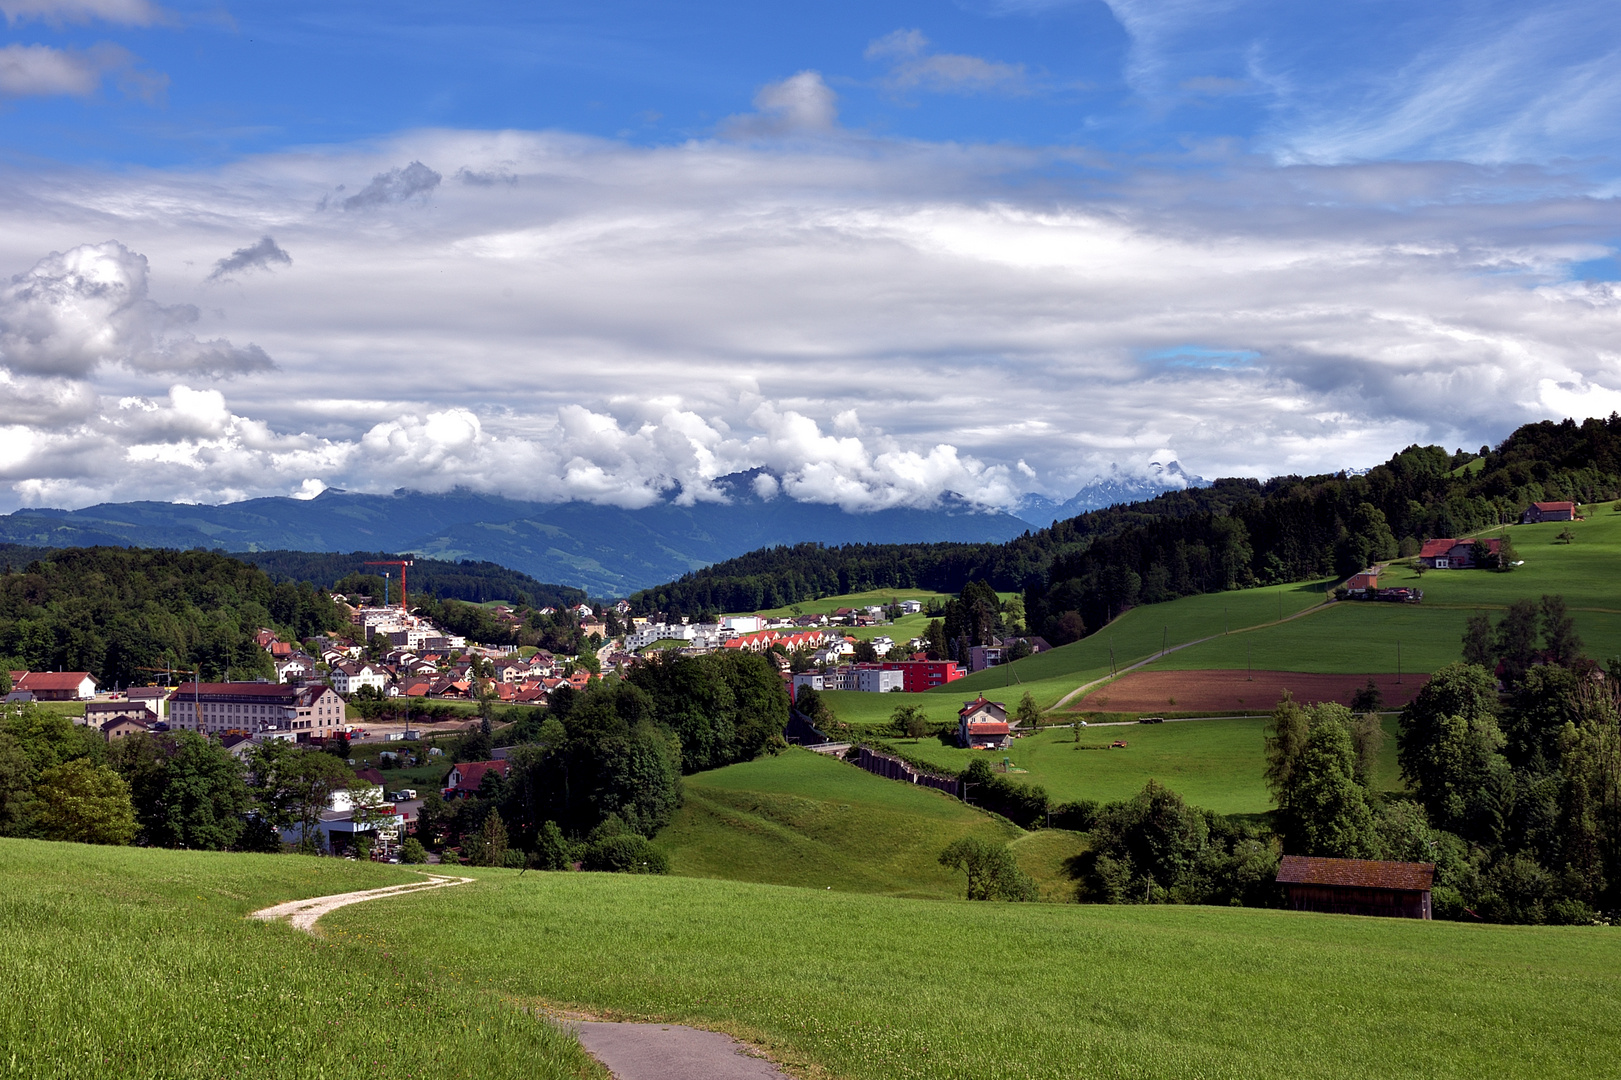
left=1074, top=669, right=1429, bottom=714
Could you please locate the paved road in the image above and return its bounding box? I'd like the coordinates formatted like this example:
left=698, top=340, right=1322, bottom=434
left=570, top=1021, right=793, bottom=1080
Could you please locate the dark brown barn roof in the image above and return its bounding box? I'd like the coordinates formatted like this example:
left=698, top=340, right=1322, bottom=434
left=1276, top=855, right=1435, bottom=892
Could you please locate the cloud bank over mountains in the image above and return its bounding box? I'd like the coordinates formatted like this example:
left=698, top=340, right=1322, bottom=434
left=0, top=124, right=1618, bottom=514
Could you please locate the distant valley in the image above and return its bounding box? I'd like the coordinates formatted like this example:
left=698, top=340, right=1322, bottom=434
left=0, top=471, right=1027, bottom=596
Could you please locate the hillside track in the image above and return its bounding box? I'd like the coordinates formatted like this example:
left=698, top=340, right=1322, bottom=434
left=1050, top=598, right=1338, bottom=711
left=248, top=873, right=473, bottom=931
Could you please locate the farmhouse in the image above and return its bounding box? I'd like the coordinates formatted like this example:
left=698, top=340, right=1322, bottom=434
left=445, top=759, right=510, bottom=797
left=1418, top=537, right=1500, bottom=569
left=958, top=696, right=1011, bottom=749
left=1521, top=500, right=1576, bottom=523
left=1275, top=855, right=1434, bottom=919
left=1344, top=569, right=1379, bottom=592
left=7, top=671, right=98, bottom=701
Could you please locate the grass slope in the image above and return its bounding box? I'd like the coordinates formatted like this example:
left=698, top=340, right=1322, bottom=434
left=821, top=514, right=1621, bottom=726
left=0, top=840, right=596, bottom=1080
left=334, top=869, right=1621, bottom=1080
left=655, top=748, right=1020, bottom=899
left=889, top=716, right=1402, bottom=816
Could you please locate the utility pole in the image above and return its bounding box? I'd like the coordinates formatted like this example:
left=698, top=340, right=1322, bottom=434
left=1162, top=626, right=1168, bottom=656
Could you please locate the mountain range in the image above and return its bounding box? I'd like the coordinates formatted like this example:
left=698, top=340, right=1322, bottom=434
left=0, top=471, right=1027, bottom=597
left=1012, top=460, right=1210, bottom=526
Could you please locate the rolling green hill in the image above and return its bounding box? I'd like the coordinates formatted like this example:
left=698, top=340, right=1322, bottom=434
left=653, top=748, right=1022, bottom=898
left=334, top=864, right=1621, bottom=1080
left=811, top=511, right=1621, bottom=733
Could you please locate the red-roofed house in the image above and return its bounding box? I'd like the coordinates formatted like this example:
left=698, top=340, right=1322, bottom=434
left=1521, top=500, right=1576, bottom=524
left=10, top=671, right=98, bottom=701
left=1275, top=855, right=1435, bottom=919
left=445, top=759, right=510, bottom=797
left=959, top=696, right=1011, bottom=749
left=1419, top=537, right=1500, bottom=569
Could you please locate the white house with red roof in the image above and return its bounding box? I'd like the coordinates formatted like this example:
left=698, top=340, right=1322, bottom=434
left=1419, top=537, right=1501, bottom=569
left=958, top=696, right=1012, bottom=749
left=8, top=671, right=97, bottom=701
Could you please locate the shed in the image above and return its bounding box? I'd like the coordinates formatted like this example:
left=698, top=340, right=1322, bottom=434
left=1521, top=501, right=1576, bottom=524
left=1276, top=855, right=1435, bottom=919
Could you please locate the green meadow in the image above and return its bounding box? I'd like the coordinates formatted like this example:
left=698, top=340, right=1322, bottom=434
left=813, top=512, right=1621, bottom=728
left=888, top=716, right=1402, bottom=816
left=654, top=748, right=1021, bottom=898
left=332, top=867, right=1621, bottom=1080
left=0, top=840, right=598, bottom=1080
left=809, top=579, right=1331, bottom=724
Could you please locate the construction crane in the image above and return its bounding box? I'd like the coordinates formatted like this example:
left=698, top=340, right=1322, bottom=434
left=136, top=664, right=202, bottom=728
left=363, top=559, right=415, bottom=610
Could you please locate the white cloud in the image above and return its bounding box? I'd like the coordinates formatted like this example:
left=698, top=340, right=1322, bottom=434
left=0, top=0, right=165, bottom=26
left=724, top=71, right=838, bottom=136
left=866, top=29, right=1029, bottom=95
left=0, top=241, right=274, bottom=378
left=0, top=127, right=1616, bottom=512
left=0, top=42, right=122, bottom=97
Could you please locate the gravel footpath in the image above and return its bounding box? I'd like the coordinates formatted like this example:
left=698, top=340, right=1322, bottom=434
left=249, top=875, right=798, bottom=1079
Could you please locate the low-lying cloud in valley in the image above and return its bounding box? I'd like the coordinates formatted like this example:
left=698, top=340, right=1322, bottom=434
left=0, top=123, right=1617, bottom=514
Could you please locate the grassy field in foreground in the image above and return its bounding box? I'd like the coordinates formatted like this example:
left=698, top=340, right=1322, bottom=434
left=654, top=749, right=1023, bottom=899
left=0, top=841, right=598, bottom=1080
left=333, top=868, right=1621, bottom=1080
left=888, top=716, right=1402, bottom=815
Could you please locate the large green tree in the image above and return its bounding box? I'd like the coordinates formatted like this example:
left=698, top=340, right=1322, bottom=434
left=1397, top=663, right=1509, bottom=840
left=1278, top=722, right=1378, bottom=858
left=33, top=758, right=136, bottom=845
left=112, top=732, right=250, bottom=850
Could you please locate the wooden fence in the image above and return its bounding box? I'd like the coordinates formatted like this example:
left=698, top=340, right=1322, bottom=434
left=857, top=746, right=962, bottom=798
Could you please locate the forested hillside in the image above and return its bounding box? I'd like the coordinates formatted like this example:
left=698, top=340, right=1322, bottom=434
left=0, top=548, right=347, bottom=687
left=235, top=550, right=586, bottom=608
left=635, top=416, right=1621, bottom=643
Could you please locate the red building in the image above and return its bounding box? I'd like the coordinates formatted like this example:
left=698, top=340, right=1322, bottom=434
left=880, top=660, right=965, bottom=692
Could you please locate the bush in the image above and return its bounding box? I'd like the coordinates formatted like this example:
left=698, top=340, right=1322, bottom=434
left=399, top=838, right=428, bottom=864
left=937, top=837, right=1037, bottom=901
left=502, top=850, right=528, bottom=869
left=1050, top=800, right=1099, bottom=832
left=581, top=834, right=669, bottom=874
left=532, top=820, right=575, bottom=871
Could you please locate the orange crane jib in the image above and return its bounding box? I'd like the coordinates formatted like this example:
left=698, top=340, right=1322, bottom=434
left=363, top=559, right=415, bottom=610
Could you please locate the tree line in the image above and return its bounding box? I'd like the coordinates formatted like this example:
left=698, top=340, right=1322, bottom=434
left=0, top=547, right=349, bottom=687
left=631, top=416, right=1621, bottom=649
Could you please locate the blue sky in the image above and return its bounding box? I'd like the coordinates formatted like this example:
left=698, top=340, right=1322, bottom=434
left=0, top=1, right=1618, bottom=511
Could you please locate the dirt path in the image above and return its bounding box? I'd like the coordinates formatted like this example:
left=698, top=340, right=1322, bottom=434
left=248, top=873, right=473, bottom=931
left=1050, top=598, right=1336, bottom=712
left=249, top=876, right=796, bottom=1080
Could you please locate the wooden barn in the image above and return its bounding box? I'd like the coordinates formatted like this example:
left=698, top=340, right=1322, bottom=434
left=1276, top=855, right=1435, bottom=919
